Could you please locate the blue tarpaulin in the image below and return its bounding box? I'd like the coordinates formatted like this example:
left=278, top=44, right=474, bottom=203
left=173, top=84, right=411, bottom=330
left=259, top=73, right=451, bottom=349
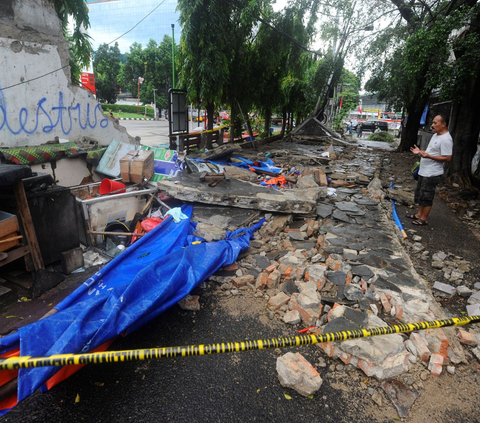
left=230, top=156, right=282, bottom=174
left=0, top=204, right=264, bottom=415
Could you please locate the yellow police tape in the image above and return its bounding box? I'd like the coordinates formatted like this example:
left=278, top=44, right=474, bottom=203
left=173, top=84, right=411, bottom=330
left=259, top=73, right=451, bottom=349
left=1, top=315, right=478, bottom=370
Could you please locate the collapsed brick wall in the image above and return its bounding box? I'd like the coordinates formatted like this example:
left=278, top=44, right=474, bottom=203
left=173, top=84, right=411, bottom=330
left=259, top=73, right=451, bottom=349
left=0, top=0, right=132, bottom=147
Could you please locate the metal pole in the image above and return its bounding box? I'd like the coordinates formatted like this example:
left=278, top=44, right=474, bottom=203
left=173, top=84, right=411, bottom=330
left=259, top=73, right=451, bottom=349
left=171, top=24, right=175, bottom=89
left=137, top=78, right=140, bottom=114
left=153, top=88, right=157, bottom=120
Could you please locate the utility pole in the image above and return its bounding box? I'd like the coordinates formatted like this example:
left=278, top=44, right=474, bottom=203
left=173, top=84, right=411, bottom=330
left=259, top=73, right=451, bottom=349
left=153, top=88, right=158, bottom=120
left=171, top=24, right=175, bottom=89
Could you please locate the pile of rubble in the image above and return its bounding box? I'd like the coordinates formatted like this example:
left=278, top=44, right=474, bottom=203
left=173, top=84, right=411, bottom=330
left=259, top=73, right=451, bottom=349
left=162, top=135, right=480, bottom=417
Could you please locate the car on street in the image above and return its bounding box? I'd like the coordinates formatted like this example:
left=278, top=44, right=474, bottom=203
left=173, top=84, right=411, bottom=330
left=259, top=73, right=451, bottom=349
left=360, top=120, right=389, bottom=132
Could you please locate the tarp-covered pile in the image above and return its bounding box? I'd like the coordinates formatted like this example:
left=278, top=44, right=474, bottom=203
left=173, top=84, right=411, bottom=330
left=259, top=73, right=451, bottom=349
left=0, top=205, right=264, bottom=415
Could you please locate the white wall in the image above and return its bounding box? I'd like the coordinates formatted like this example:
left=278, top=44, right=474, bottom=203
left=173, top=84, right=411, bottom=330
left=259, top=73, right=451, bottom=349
left=0, top=0, right=133, bottom=148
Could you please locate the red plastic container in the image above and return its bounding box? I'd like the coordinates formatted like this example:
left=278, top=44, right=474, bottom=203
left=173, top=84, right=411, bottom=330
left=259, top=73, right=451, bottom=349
left=99, top=179, right=126, bottom=195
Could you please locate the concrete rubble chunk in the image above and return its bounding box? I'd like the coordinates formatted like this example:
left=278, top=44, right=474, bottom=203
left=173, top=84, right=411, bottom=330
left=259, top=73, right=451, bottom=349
left=380, top=379, right=420, bottom=419
left=466, top=303, right=480, bottom=317
left=283, top=310, right=301, bottom=325
left=193, top=223, right=226, bottom=242
left=432, top=251, right=448, bottom=262
left=268, top=292, right=290, bottom=310
left=157, top=175, right=318, bottom=214
left=276, top=352, right=323, bottom=397
left=467, top=291, right=480, bottom=305
left=432, top=281, right=456, bottom=295
left=456, top=285, right=472, bottom=297
left=232, top=275, right=255, bottom=287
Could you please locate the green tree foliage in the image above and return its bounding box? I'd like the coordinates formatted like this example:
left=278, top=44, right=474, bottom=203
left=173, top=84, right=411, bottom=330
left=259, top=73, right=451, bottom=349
left=120, top=37, right=176, bottom=110
left=177, top=0, right=237, bottom=147
left=93, top=43, right=121, bottom=103
left=363, top=0, right=480, bottom=183
left=49, top=0, right=92, bottom=83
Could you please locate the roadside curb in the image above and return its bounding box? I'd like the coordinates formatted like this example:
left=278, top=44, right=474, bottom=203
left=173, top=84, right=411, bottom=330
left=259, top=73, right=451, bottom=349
left=119, top=118, right=158, bottom=121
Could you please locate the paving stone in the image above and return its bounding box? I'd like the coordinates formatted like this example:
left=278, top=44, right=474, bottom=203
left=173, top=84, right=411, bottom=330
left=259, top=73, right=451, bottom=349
left=380, top=379, right=419, bottom=419
left=323, top=316, right=361, bottom=333
left=289, top=231, right=308, bottom=241
left=291, top=241, right=316, bottom=250
left=351, top=265, right=374, bottom=279
left=466, top=303, right=480, bottom=317
left=283, top=278, right=299, bottom=295
left=332, top=209, right=354, bottom=223
left=325, top=271, right=347, bottom=286
left=456, top=285, right=472, bottom=297
left=467, top=292, right=480, bottom=305
left=335, top=201, right=365, bottom=213
left=344, top=284, right=364, bottom=301
left=374, top=277, right=403, bottom=293
left=254, top=255, right=271, bottom=270
left=432, top=281, right=456, bottom=295
left=322, top=246, right=344, bottom=255
left=316, top=204, right=334, bottom=218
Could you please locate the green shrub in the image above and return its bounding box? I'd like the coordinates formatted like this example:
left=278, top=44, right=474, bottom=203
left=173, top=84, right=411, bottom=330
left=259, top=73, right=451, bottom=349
left=367, top=131, right=395, bottom=143
left=100, top=103, right=154, bottom=118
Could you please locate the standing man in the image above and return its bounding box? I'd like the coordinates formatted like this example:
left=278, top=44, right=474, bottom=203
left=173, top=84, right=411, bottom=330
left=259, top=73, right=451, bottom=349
left=409, top=114, right=453, bottom=226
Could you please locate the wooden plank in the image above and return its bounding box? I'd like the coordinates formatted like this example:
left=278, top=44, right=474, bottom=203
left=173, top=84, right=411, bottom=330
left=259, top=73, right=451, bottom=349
left=13, top=180, right=44, bottom=271
left=0, top=245, right=30, bottom=267
left=0, top=212, right=19, bottom=238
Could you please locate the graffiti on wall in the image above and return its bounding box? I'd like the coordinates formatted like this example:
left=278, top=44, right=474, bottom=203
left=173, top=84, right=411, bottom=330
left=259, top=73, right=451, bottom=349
left=0, top=86, right=109, bottom=136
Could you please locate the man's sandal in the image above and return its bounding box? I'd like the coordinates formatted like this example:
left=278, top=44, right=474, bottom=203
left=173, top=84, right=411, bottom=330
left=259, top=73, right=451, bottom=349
left=412, top=218, right=428, bottom=226
left=406, top=214, right=419, bottom=219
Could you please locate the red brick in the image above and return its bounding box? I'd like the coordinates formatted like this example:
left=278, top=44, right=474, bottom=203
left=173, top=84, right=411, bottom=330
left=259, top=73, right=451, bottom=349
left=255, top=272, right=268, bottom=290
left=357, top=358, right=376, bottom=377
left=267, top=270, right=281, bottom=289
left=361, top=279, right=368, bottom=293
left=223, top=263, right=238, bottom=271
left=282, top=239, right=294, bottom=250
left=428, top=353, right=444, bottom=376
left=380, top=293, right=391, bottom=313
left=265, top=262, right=279, bottom=273
left=410, top=332, right=431, bottom=363
left=320, top=342, right=337, bottom=358
left=345, top=273, right=352, bottom=286
left=457, top=329, right=479, bottom=346
left=289, top=294, right=322, bottom=326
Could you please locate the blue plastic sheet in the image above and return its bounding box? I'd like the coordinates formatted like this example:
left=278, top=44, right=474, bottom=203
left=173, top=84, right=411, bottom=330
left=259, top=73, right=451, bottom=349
left=0, top=204, right=264, bottom=414
left=230, top=156, right=282, bottom=174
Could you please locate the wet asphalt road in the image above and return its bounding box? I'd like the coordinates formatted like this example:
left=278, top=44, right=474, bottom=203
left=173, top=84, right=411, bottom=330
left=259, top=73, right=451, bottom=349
left=6, top=288, right=378, bottom=423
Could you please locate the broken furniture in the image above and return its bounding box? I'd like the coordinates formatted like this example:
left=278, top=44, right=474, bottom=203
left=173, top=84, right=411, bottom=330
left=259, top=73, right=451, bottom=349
left=0, top=164, right=76, bottom=297
left=70, top=180, right=158, bottom=247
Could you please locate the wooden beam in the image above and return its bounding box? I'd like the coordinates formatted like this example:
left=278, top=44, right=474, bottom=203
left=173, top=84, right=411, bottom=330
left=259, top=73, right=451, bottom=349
left=13, top=180, right=44, bottom=271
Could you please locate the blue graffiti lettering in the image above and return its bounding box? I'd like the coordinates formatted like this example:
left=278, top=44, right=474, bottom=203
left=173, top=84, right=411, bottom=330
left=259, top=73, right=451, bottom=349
left=0, top=85, right=110, bottom=135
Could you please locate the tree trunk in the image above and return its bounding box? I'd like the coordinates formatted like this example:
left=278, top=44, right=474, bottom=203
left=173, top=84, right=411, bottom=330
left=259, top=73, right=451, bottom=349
left=281, top=109, right=287, bottom=136
left=264, top=108, right=271, bottom=137
left=397, top=100, right=425, bottom=152
left=447, top=85, right=480, bottom=185
left=229, top=102, right=237, bottom=143
left=206, top=102, right=214, bottom=149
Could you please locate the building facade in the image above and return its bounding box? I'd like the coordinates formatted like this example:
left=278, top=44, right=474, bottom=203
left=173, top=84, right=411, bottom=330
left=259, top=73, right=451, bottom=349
left=86, top=0, right=180, bottom=53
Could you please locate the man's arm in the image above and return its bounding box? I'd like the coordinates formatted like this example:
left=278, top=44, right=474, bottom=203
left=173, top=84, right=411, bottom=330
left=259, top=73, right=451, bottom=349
left=410, top=144, right=451, bottom=162
left=419, top=151, right=451, bottom=162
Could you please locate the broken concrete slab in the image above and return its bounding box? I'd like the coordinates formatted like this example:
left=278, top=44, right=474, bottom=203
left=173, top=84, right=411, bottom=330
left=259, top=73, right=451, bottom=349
left=157, top=174, right=319, bottom=214
left=276, top=352, right=323, bottom=397
left=193, top=223, right=226, bottom=242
